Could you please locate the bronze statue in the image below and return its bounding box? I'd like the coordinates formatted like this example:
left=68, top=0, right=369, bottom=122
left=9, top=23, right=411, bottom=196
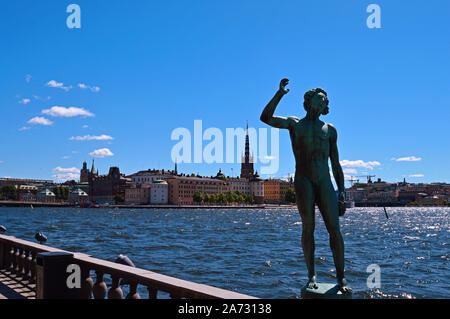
left=260, top=78, right=351, bottom=294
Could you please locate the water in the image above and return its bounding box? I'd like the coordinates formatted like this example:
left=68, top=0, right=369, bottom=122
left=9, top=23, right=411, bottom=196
left=0, top=206, right=448, bottom=299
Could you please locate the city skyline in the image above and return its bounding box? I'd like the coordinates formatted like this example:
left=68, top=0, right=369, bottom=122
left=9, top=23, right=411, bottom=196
left=0, top=1, right=449, bottom=184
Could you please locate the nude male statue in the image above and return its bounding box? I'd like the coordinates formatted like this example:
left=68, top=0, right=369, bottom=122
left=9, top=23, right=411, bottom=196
left=260, top=78, right=351, bottom=293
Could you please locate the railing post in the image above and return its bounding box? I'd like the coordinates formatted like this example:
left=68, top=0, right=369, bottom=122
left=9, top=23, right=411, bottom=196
left=15, top=247, right=21, bottom=274
left=22, top=250, right=30, bottom=280
left=147, top=287, right=158, bottom=299
left=126, top=281, right=140, bottom=299
left=92, top=271, right=107, bottom=299
left=35, top=252, right=77, bottom=299
left=9, top=246, right=16, bottom=273
left=19, top=248, right=27, bottom=278
left=107, top=276, right=123, bottom=299
left=79, top=266, right=93, bottom=299
left=29, top=251, right=37, bottom=283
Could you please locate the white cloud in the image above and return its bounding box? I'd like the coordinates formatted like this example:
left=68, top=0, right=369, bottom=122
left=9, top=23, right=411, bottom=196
left=53, top=173, right=80, bottom=181
left=42, top=106, right=94, bottom=117
left=52, top=167, right=81, bottom=181
left=19, top=98, right=31, bottom=104
left=46, top=80, right=71, bottom=91
left=82, top=125, right=88, bottom=129
left=89, top=148, right=114, bottom=158
left=62, top=156, right=71, bottom=159
left=46, top=80, right=72, bottom=91
left=343, top=168, right=357, bottom=174
left=32, top=95, right=51, bottom=101
left=25, top=74, right=32, bottom=83
left=69, top=134, right=114, bottom=141
left=27, top=117, right=53, bottom=126
left=409, top=174, right=424, bottom=178
left=393, top=156, right=422, bottom=162
left=340, top=160, right=381, bottom=170
left=78, top=83, right=100, bottom=93
left=53, top=167, right=80, bottom=174
left=0, top=160, right=3, bottom=164
left=19, top=126, right=31, bottom=131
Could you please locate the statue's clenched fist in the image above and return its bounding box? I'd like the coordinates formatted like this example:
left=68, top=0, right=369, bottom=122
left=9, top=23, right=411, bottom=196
left=279, top=78, right=290, bottom=95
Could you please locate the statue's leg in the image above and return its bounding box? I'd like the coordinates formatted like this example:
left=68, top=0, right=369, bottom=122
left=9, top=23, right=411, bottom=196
left=316, top=179, right=345, bottom=283
left=294, top=174, right=316, bottom=286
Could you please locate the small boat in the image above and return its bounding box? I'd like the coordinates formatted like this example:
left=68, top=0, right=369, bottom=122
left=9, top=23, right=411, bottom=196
left=80, top=201, right=93, bottom=208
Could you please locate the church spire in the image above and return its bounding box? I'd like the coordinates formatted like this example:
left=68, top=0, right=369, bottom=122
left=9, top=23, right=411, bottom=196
left=240, top=121, right=254, bottom=179
left=245, top=121, right=250, bottom=163
left=91, top=159, right=96, bottom=174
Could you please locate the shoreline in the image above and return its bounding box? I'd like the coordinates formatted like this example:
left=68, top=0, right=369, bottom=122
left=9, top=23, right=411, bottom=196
left=0, top=201, right=448, bottom=209
left=0, top=201, right=290, bottom=209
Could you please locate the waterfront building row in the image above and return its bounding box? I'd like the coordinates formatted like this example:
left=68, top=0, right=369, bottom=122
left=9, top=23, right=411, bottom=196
left=345, top=178, right=450, bottom=206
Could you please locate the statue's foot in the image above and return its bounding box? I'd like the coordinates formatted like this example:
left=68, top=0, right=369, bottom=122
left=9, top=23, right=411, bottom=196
left=337, top=277, right=352, bottom=294
left=306, top=276, right=318, bottom=289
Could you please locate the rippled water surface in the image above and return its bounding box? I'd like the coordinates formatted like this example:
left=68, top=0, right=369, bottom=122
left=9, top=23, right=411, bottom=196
left=0, top=207, right=448, bottom=298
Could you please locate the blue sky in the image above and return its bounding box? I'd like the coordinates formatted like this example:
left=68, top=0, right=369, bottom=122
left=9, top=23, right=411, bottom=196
left=0, top=0, right=448, bottom=185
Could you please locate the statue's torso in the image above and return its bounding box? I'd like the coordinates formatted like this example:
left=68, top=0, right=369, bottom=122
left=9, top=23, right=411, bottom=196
left=289, top=118, right=331, bottom=183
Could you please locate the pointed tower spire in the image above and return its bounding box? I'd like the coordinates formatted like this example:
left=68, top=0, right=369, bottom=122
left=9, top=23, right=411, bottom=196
left=91, top=159, right=96, bottom=174
left=174, top=158, right=178, bottom=175
left=240, top=121, right=254, bottom=179
left=245, top=121, right=250, bottom=161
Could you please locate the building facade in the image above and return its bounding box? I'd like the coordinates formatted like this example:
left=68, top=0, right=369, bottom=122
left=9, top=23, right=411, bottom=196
left=166, top=175, right=230, bottom=205
left=125, top=184, right=151, bottom=205
left=150, top=180, right=168, bottom=204
left=89, top=166, right=129, bottom=204
left=228, top=178, right=251, bottom=194
left=249, top=172, right=264, bottom=204
left=37, top=189, right=56, bottom=203
left=263, top=179, right=290, bottom=204
left=69, top=188, right=89, bottom=204
left=80, top=161, right=90, bottom=183
left=129, top=169, right=176, bottom=185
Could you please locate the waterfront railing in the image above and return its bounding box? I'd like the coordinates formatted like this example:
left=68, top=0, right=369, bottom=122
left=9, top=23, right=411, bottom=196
left=0, top=234, right=256, bottom=299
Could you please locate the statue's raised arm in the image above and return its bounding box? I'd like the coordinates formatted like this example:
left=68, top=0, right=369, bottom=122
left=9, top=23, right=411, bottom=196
left=260, top=78, right=297, bottom=129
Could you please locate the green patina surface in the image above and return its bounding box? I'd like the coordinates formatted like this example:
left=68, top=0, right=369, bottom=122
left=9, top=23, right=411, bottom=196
left=261, top=79, right=352, bottom=294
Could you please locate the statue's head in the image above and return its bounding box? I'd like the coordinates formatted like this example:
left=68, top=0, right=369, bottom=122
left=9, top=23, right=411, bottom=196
left=303, top=88, right=329, bottom=116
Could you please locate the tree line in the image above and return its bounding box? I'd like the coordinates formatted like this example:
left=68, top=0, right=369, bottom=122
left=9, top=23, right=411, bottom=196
left=0, top=185, right=18, bottom=200
left=0, top=185, right=70, bottom=201
left=193, top=191, right=254, bottom=205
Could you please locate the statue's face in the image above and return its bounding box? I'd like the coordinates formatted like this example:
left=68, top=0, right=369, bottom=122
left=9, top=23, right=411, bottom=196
left=310, top=92, right=329, bottom=115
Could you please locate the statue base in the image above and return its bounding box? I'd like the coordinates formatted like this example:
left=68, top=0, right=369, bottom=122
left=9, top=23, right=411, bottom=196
left=301, top=283, right=353, bottom=299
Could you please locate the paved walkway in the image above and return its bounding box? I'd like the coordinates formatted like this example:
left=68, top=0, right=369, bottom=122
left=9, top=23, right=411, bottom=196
left=0, top=270, right=35, bottom=299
